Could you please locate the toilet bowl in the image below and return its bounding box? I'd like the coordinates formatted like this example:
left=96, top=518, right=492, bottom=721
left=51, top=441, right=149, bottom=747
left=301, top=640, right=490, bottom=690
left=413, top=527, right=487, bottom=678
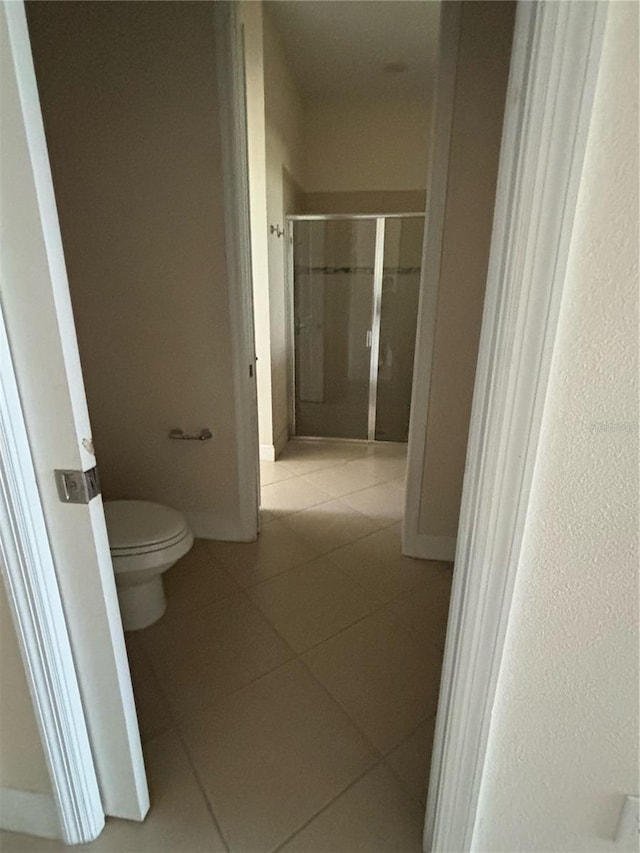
left=104, top=500, right=193, bottom=631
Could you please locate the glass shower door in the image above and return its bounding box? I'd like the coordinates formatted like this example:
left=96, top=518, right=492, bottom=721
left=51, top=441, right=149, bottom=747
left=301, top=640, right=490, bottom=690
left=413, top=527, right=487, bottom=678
left=374, top=217, right=423, bottom=441
left=293, top=219, right=376, bottom=439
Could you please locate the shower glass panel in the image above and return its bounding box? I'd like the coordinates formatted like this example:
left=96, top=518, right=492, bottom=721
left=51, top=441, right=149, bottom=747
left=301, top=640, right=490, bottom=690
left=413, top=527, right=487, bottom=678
left=375, top=217, right=423, bottom=441
left=293, top=219, right=377, bottom=439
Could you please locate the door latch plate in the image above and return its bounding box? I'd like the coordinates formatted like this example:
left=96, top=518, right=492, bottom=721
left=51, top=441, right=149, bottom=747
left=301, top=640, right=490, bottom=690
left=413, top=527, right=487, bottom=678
left=55, top=467, right=101, bottom=504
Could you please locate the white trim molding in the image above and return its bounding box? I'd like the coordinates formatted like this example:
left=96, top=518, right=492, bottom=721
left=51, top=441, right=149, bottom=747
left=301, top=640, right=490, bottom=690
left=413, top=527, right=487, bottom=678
left=0, top=307, right=104, bottom=844
left=424, top=2, right=608, bottom=851
left=403, top=534, right=456, bottom=564
left=214, top=1, right=260, bottom=542
left=403, top=2, right=461, bottom=563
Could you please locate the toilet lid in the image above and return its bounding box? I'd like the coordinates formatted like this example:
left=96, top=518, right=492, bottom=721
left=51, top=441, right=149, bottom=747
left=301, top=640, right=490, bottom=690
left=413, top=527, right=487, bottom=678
left=104, top=500, right=189, bottom=555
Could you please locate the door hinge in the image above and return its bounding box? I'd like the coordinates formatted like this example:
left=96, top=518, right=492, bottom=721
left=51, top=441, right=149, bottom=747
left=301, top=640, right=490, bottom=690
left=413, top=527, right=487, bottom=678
left=55, top=467, right=101, bottom=504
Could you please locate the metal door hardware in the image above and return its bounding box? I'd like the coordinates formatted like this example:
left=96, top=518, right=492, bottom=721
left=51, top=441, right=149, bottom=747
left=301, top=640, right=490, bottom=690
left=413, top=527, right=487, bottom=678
left=55, top=467, right=100, bottom=504
left=270, top=224, right=284, bottom=238
left=168, top=428, right=213, bottom=441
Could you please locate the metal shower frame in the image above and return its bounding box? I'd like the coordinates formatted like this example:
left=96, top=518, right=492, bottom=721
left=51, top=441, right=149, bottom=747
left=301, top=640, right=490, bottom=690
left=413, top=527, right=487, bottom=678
left=286, top=212, right=425, bottom=442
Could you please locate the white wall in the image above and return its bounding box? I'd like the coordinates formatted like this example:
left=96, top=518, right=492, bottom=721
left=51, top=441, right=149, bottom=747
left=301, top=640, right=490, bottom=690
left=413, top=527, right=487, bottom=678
left=263, top=7, right=305, bottom=456
left=303, top=96, right=430, bottom=193
left=473, top=4, right=639, bottom=850
left=27, top=2, right=243, bottom=540
left=241, top=1, right=274, bottom=454
left=0, top=584, right=51, bottom=795
left=242, top=2, right=304, bottom=459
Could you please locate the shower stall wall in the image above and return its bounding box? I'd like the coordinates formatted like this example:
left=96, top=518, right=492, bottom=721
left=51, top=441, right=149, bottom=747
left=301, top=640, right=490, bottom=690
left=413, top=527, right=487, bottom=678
left=289, top=214, right=424, bottom=442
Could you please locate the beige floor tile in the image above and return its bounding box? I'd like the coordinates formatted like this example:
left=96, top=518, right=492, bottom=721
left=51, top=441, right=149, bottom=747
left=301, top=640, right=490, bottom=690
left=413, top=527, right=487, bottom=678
left=277, top=763, right=423, bottom=853
left=260, top=477, right=333, bottom=520
left=259, top=459, right=297, bottom=486
left=163, top=539, right=240, bottom=616
left=178, top=660, right=377, bottom=853
left=384, top=569, right=453, bottom=651
left=0, top=731, right=227, bottom=853
left=247, top=556, right=380, bottom=653
left=278, top=440, right=368, bottom=476
left=140, top=593, right=294, bottom=718
left=302, top=609, right=442, bottom=752
left=341, top=453, right=407, bottom=485
left=341, top=478, right=406, bottom=526
left=206, top=520, right=321, bottom=588
left=386, top=718, right=436, bottom=807
left=327, top=526, right=431, bottom=603
left=281, top=498, right=379, bottom=555
left=300, top=464, right=380, bottom=499
left=125, top=633, right=173, bottom=741
left=364, top=442, right=409, bottom=459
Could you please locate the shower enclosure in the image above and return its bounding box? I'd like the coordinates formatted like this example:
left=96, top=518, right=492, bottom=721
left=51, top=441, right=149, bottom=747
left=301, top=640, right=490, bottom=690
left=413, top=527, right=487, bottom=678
left=289, top=214, right=424, bottom=442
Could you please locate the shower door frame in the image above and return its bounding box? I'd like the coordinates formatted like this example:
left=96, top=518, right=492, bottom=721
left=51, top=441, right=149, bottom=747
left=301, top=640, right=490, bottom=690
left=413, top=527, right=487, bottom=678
left=286, top=212, right=425, bottom=443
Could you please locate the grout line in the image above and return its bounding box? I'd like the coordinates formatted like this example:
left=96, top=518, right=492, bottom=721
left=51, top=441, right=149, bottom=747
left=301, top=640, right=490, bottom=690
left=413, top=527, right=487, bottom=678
left=128, top=641, right=233, bottom=852
left=268, top=759, right=386, bottom=853
left=296, top=653, right=385, bottom=759
left=128, top=442, right=430, bottom=852
left=173, top=726, right=233, bottom=853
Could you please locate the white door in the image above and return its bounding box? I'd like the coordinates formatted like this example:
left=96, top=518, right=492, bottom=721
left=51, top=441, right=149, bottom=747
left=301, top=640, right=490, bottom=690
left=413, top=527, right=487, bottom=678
left=0, top=1, right=148, bottom=823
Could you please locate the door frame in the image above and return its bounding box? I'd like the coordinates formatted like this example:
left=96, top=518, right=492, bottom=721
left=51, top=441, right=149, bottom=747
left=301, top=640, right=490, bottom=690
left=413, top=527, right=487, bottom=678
left=214, top=1, right=261, bottom=541
left=0, top=0, right=608, bottom=850
left=0, top=307, right=104, bottom=844
left=423, top=1, right=607, bottom=850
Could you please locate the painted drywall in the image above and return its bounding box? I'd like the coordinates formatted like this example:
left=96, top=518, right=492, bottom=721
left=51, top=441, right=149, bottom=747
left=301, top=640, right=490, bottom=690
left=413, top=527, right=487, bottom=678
left=26, top=1, right=243, bottom=540
left=303, top=190, right=426, bottom=215
left=303, top=96, right=431, bottom=193
left=418, top=1, right=515, bottom=540
left=473, top=4, right=639, bottom=850
left=241, top=1, right=274, bottom=454
left=263, top=6, right=305, bottom=455
left=0, top=584, right=51, bottom=794
left=242, top=1, right=305, bottom=459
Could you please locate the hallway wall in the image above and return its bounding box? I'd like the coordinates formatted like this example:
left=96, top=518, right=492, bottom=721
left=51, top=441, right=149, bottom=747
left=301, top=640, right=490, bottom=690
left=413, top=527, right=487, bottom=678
left=264, top=7, right=305, bottom=457
left=303, top=95, right=430, bottom=197
left=416, top=0, right=515, bottom=546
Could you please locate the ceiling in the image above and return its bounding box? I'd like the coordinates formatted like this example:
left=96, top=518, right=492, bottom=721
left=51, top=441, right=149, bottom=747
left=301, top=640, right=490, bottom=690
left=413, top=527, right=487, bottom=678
left=265, top=1, right=440, bottom=101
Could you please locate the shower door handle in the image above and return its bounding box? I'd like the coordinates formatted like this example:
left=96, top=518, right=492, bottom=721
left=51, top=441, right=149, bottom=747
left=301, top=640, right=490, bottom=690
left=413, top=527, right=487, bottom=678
left=366, top=330, right=372, bottom=348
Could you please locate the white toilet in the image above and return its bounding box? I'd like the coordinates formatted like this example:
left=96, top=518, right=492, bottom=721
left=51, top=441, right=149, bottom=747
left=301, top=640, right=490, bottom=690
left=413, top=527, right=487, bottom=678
left=104, top=500, right=193, bottom=631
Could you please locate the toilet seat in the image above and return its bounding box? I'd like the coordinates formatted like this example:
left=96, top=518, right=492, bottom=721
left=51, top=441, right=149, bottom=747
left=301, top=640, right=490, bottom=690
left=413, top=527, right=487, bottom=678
left=104, top=500, right=193, bottom=574
left=104, top=500, right=189, bottom=553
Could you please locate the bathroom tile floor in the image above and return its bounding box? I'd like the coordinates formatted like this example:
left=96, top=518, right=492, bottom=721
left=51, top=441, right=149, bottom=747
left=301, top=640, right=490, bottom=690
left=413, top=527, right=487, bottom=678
left=1, top=440, right=453, bottom=853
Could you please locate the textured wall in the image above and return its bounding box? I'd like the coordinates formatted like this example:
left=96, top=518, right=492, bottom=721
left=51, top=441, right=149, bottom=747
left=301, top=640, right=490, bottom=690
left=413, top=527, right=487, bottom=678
left=473, top=3, right=639, bottom=850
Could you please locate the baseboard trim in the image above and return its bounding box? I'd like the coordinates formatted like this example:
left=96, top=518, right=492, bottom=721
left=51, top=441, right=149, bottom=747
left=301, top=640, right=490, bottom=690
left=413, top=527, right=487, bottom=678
left=274, top=427, right=288, bottom=460
left=259, top=429, right=289, bottom=463
left=403, top=532, right=456, bottom=562
left=0, top=788, right=60, bottom=840
left=183, top=511, right=257, bottom=543
left=259, top=444, right=276, bottom=462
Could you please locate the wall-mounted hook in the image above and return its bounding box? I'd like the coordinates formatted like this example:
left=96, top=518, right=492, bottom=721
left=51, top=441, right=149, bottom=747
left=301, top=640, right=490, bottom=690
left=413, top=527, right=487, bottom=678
left=270, top=224, right=285, bottom=238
